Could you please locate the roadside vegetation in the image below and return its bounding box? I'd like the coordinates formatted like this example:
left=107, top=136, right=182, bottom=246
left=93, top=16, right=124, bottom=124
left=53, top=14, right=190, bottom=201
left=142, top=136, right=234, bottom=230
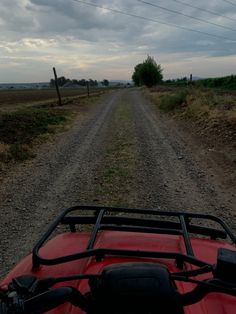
left=148, top=86, right=236, bottom=146
left=0, top=107, right=69, bottom=162
left=0, top=92, right=103, bottom=165
left=158, top=90, right=188, bottom=113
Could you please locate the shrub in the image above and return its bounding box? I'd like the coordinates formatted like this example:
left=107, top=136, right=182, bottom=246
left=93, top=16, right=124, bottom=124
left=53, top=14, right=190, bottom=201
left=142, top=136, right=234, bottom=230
left=0, top=108, right=68, bottom=162
left=0, top=108, right=67, bottom=145
left=159, top=90, right=188, bottom=112
left=8, top=144, right=33, bottom=161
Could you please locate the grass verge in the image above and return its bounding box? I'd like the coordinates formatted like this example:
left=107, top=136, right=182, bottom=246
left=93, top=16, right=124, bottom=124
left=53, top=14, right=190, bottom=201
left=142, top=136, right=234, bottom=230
left=147, top=86, right=236, bottom=146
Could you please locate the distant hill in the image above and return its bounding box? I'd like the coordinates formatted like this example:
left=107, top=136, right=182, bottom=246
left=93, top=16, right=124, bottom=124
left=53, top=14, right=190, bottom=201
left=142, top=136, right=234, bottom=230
left=192, top=76, right=202, bottom=81
left=109, top=80, right=132, bottom=85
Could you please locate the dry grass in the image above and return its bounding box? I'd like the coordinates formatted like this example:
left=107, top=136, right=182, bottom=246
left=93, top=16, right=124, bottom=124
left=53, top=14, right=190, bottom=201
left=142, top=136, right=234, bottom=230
left=147, top=86, right=236, bottom=146
left=184, top=89, right=236, bottom=132
left=0, top=93, right=103, bottom=163
left=0, top=107, right=69, bottom=162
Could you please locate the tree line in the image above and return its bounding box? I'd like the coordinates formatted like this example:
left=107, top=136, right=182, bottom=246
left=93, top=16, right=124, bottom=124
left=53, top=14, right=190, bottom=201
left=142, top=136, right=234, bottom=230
left=132, top=56, right=236, bottom=90
left=195, top=75, right=236, bottom=90
left=164, top=75, right=236, bottom=90
left=50, top=77, right=109, bottom=88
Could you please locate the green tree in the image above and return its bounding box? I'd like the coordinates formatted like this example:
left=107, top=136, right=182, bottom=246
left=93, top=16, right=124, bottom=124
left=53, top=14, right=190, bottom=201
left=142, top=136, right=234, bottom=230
left=132, top=63, right=143, bottom=86
left=102, top=79, right=109, bottom=87
left=132, top=56, right=163, bottom=87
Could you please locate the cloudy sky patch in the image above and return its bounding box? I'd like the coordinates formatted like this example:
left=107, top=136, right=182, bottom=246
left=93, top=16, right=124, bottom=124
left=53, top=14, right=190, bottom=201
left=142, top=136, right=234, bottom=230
left=1, top=0, right=236, bottom=82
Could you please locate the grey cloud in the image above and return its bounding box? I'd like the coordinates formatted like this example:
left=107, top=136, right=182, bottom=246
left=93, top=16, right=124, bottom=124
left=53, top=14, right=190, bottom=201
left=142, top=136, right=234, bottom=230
left=1, top=0, right=38, bottom=34
left=2, top=1, right=236, bottom=45
left=0, top=0, right=236, bottom=82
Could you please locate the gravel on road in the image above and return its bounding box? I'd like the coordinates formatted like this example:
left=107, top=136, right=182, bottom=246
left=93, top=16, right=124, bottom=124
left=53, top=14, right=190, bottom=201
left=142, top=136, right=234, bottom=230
left=0, top=89, right=235, bottom=278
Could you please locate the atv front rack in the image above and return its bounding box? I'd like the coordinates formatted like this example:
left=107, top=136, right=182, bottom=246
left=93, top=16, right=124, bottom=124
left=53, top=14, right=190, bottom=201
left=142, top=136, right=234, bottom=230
left=32, top=205, right=236, bottom=269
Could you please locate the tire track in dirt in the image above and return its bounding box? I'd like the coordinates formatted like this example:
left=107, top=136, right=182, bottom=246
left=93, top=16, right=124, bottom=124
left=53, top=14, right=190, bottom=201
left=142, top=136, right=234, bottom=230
left=129, top=90, right=235, bottom=222
left=90, top=89, right=235, bottom=227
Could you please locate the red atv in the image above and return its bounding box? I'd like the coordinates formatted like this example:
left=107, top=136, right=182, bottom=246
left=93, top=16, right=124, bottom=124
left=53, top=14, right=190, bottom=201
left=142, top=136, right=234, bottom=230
left=1, top=205, right=236, bottom=313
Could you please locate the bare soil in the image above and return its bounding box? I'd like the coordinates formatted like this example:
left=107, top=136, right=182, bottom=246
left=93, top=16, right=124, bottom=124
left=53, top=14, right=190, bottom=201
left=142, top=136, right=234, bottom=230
left=0, top=89, right=235, bottom=278
left=0, top=88, right=105, bottom=109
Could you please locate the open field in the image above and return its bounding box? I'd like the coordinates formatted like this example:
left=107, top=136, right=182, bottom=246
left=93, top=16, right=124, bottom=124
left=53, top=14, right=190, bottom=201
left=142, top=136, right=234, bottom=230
left=0, top=88, right=106, bottom=109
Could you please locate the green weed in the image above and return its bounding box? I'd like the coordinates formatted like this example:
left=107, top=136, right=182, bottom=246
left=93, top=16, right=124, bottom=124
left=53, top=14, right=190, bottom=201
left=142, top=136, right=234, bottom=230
left=0, top=108, right=68, bottom=145
left=8, top=144, right=34, bottom=161
left=158, top=90, right=188, bottom=112
left=0, top=108, right=68, bottom=162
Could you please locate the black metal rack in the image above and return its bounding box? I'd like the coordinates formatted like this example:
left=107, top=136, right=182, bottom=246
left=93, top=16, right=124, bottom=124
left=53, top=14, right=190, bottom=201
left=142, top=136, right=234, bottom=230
left=32, top=205, right=236, bottom=269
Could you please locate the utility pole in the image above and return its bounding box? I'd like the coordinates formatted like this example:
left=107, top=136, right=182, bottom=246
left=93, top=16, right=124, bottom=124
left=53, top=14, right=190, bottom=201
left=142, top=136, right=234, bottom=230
left=53, top=67, right=62, bottom=106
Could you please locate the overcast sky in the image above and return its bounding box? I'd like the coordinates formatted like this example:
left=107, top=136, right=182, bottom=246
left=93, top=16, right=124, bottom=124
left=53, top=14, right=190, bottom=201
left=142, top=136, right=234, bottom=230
left=1, top=0, right=236, bottom=82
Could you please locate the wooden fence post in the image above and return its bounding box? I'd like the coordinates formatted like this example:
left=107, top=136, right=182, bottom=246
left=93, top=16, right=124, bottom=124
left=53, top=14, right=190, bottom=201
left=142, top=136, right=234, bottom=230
left=189, top=74, right=193, bottom=86
left=87, top=81, right=90, bottom=97
left=53, top=67, right=62, bottom=106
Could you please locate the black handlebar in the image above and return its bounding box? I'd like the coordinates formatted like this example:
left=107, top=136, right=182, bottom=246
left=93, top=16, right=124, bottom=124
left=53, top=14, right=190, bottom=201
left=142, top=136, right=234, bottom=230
left=1, top=260, right=236, bottom=314
left=0, top=287, right=90, bottom=314
left=24, top=287, right=90, bottom=313
left=1, top=281, right=236, bottom=314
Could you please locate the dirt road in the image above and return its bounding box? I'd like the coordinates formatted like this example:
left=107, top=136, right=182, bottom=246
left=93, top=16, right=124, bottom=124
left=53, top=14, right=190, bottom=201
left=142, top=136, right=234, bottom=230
left=0, top=89, right=235, bottom=277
